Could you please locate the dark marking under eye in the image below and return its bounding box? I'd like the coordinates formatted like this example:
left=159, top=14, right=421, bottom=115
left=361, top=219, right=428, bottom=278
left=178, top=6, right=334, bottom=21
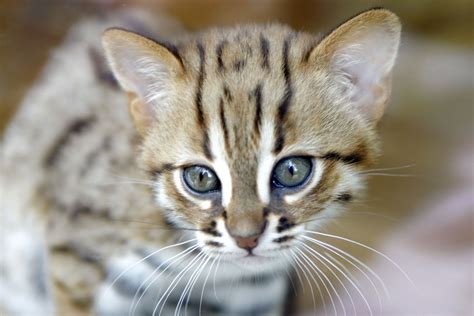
left=336, top=192, right=353, bottom=202
left=205, top=241, right=223, bottom=247
left=273, top=235, right=294, bottom=243
left=277, top=217, right=294, bottom=232
left=202, top=221, right=222, bottom=237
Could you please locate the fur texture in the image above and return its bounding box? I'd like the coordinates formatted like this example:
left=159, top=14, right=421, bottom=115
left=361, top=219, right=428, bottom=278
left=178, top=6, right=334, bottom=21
left=1, top=8, right=400, bottom=315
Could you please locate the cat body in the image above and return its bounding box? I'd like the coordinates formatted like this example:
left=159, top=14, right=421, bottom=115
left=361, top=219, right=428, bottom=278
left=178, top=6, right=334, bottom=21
left=0, top=8, right=400, bottom=316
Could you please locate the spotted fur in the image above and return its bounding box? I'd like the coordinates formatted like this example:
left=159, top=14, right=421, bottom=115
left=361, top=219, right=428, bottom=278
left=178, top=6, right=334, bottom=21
left=1, top=8, right=400, bottom=316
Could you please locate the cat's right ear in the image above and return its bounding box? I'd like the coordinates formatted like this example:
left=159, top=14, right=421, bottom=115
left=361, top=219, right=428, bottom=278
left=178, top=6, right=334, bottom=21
left=102, top=28, right=184, bottom=134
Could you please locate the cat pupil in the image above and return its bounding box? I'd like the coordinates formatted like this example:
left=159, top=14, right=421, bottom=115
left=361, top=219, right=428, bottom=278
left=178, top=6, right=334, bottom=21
left=288, top=164, right=295, bottom=176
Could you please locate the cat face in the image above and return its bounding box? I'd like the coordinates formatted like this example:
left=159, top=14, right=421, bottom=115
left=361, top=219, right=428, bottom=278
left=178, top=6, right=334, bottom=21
left=103, top=9, right=400, bottom=269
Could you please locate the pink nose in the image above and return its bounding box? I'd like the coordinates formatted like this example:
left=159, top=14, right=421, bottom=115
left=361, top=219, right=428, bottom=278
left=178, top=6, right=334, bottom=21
left=234, top=235, right=259, bottom=251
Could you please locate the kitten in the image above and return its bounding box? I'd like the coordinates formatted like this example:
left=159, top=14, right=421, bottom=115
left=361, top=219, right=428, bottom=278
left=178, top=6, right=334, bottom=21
left=0, top=8, right=400, bottom=316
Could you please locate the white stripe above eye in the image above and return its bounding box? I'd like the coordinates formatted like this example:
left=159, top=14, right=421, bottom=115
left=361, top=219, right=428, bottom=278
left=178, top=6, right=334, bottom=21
left=284, top=158, right=324, bottom=204
left=208, top=124, right=233, bottom=207
left=173, top=170, right=212, bottom=210
left=257, top=120, right=276, bottom=204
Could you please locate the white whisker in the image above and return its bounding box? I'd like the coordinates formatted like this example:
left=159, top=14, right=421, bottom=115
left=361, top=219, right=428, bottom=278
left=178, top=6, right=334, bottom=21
left=304, top=235, right=388, bottom=307
left=130, top=244, right=198, bottom=316
left=290, top=249, right=317, bottom=312
left=102, top=238, right=197, bottom=305
left=304, top=231, right=416, bottom=290
left=294, top=246, right=339, bottom=316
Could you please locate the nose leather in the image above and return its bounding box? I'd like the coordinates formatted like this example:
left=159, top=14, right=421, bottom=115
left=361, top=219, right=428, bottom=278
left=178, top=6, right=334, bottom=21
left=234, top=235, right=259, bottom=251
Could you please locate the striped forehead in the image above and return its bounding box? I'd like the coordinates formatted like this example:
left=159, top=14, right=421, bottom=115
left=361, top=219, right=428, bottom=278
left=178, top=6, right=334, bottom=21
left=181, top=28, right=304, bottom=206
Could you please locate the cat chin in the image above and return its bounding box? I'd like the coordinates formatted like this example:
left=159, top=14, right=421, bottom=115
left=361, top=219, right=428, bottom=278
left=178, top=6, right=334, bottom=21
left=228, top=254, right=290, bottom=272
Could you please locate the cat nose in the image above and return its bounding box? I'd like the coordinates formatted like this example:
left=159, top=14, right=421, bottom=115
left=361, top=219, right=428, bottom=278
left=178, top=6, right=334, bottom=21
left=234, top=234, right=259, bottom=251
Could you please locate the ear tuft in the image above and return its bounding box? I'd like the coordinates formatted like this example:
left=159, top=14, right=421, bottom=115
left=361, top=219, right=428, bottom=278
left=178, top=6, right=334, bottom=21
left=102, top=29, right=183, bottom=132
left=311, top=8, right=401, bottom=122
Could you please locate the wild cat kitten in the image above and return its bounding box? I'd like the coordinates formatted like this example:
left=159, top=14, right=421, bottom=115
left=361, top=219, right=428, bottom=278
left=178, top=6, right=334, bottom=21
left=0, top=7, right=400, bottom=316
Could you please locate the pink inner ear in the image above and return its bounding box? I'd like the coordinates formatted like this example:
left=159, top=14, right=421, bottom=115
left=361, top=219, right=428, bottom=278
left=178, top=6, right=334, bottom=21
left=331, top=30, right=398, bottom=122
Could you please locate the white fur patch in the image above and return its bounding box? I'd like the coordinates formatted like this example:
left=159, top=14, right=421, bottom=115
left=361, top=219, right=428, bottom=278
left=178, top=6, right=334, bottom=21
left=208, top=124, right=233, bottom=207
left=257, top=120, right=276, bottom=204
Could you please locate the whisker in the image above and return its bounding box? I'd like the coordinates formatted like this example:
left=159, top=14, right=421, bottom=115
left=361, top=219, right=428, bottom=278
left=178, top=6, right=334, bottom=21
left=304, top=235, right=389, bottom=305
left=212, top=256, right=222, bottom=302
left=362, top=173, right=416, bottom=177
left=284, top=251, right=305, bottom=294
left=277, top=250, right=298, bottom=297
left=325, top=250, right=383, bottom=311
left=130, top=244, right=198, bottom=316
left=198, top=255, right=219, bottom=316
left=302, top=242, right=373, bottom=316
left=298, top=243, right=352, bottom=316
left=294, top=246, right=338, bottom=316
left=304, top=231, right=416, bottom=290
left=360, top=164, right=416, bottom=173
left=154, top=251, right=206, bottom=316
left=299, top=211, right=400, bottom=225
left=102, top=238, right=197, bottom=305
left=177, top=253, right=210, bottom=316
left=290, top=249, right=317, bottom=312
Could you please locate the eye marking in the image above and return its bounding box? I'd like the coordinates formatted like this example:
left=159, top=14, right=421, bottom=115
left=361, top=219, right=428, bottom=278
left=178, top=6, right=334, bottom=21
left=202, top=221, right=222, bottom=237
left=182, top=165, right=221, bottom=194
left=271, top=156, right=312, bottom=189
left=335, top=192, right=353, bottom=202
left=276, top=217, right=294, bottom=232
left=205, top=241, right=223, bottom=247
left=273, top=235, right=294, bottom=243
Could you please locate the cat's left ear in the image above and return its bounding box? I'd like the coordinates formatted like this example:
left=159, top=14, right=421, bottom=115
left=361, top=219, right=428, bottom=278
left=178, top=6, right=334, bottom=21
left=309, top=8, right=401, bottom=122
left=102, top=28, right=184, bottom=134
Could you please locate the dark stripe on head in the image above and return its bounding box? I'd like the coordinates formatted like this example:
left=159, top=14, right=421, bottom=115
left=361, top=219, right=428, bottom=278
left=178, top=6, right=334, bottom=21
left=216, top=40, right=227, bottom=72
left=259, top=35, right=270, bottom=70
left=322, top=151, right=364, bottom=164
left=233, top=59, right=246, bottom=72
left=273, top=36, right=293, bottom=154
left=219, top=97, right=231, bottom=156
left=196, top=42, right=213, bottom=160
left=223, top=84, right=233, bottom=102
left=44, top=116, right=95, bottom=167
left=253, top=84, right=263, bottom=137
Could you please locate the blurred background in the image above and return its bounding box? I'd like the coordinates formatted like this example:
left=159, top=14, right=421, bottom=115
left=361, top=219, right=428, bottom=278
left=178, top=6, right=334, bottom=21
left=1, top=0, right=472, bottom=314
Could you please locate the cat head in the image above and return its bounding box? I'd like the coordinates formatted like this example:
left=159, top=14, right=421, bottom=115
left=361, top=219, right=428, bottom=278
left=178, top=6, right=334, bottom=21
left=102, top=8, right=400, bottom=270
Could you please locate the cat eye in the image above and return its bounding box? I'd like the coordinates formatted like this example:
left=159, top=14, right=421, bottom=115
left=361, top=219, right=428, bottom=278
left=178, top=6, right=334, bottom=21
left=183, top=166, right=220, bottom=194
left=272, top=157, right=312, bottom=188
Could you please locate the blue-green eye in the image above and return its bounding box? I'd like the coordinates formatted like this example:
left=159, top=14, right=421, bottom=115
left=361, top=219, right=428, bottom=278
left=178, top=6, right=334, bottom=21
left=183, top=166, right=220, bottom=193
left=272, top=157, right=312, bottom=188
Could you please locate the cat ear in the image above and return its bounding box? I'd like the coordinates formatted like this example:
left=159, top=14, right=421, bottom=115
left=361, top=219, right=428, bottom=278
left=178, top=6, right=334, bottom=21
left=102, top=28, right=184, bottom=133
left=309, top=8, right=401, bottom=122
